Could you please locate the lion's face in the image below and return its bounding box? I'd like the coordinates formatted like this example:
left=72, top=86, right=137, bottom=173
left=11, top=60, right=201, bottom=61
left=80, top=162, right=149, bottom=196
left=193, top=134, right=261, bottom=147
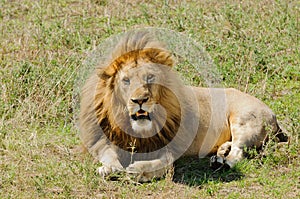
left=115, top=60, right=167, bottom=134
left=97, top=48, right=176, bottom=140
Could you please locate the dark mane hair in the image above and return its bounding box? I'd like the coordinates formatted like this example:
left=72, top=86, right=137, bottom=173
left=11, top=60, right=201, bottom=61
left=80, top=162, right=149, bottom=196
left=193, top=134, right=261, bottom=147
left=79, top=31, right=188, bottom=155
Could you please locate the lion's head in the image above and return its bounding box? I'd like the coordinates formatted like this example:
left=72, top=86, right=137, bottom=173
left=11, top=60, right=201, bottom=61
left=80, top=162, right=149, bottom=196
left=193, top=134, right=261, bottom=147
left=92, top=32, right=191, bottom=153
left=114, top=54, right=169, bottom=134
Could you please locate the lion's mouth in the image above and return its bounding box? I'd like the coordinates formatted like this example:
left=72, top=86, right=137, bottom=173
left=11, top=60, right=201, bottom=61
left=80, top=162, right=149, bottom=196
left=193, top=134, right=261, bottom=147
left=131, top=109, right=151, bottom=121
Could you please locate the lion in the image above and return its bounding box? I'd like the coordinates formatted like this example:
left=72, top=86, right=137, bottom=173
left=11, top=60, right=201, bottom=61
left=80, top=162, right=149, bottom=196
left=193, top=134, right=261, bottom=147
left=79, top=31, right=288, bottom=182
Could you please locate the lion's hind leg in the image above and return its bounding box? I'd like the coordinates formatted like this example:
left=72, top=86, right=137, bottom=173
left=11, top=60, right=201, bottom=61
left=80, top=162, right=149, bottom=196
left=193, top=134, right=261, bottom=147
left=223, top=128, right=258, bottom=168
left=211, top=111, right=275, bottom=169
left=222, top=112, right=271, bottom=168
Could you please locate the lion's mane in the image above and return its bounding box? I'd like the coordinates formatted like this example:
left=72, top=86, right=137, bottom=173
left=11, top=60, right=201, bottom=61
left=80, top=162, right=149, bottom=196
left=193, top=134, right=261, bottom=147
left=79, top=31, right=193, bottom=158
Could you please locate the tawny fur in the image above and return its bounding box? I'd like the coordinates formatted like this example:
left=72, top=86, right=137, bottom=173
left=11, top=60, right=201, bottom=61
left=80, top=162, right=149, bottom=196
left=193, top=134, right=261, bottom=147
left=79, top=31, right=287, bottom=182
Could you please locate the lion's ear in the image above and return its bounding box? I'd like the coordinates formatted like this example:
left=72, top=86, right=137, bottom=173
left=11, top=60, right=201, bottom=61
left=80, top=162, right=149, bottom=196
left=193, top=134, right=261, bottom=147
left=143, top=49, right=174, bottom=67
left=98, top=61, right=120, bottom=81
left=97, top=65, right=117, bottom=90
left=99, top=65, right=114, bottom=80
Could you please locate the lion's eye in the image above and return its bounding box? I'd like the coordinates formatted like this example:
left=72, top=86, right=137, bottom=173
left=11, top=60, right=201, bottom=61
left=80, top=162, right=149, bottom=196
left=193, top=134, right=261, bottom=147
left=146, top=74, right=155, bottom=84
left=122, top=77, right=130, bottom=85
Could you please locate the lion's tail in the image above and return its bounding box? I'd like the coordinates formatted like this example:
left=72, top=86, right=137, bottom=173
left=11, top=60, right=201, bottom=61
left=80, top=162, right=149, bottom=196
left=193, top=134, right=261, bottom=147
left=274, top=120, right=289, bottom=143
left=275, top=126, right=289, bottom=143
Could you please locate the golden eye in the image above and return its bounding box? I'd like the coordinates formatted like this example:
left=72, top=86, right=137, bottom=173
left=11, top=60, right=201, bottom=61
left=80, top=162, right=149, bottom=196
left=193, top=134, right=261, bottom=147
left=122, top=77, right=130, bottom=85
left=146, top=74, right=155, bottom=83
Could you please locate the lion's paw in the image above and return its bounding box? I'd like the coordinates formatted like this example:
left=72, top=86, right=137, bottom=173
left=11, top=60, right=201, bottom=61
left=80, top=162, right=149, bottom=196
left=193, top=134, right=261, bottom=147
left=97, top=165, right=124, bottom=177
left=126, top=165, right=142, bottom=175
left=97, top=165, right=112, bottom=177
left=126, top=162, right=145, bottom=177
left=126, top=161, right=168, bottom=182
left=210, top=155, right=230, bottom=171
left=210, top=155, right=224, bottom=170
left=126, top=162, right=154, bottom=182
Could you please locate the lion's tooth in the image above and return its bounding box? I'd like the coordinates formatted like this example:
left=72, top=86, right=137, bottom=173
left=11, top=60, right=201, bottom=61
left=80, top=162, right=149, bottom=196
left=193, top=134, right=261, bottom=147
left=136, top=111, right=148, bottom=117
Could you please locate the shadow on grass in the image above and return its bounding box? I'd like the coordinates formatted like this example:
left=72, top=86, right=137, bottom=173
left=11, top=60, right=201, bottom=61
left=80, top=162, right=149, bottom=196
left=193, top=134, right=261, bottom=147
left=172, top=156, right=244, bottom=186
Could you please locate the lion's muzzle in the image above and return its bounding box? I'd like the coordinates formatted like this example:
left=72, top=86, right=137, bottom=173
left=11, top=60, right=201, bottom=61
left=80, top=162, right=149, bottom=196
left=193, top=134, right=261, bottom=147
left=131, top=97, right=149, bottom=105
left=129, top=95, right=154, bottom=132
left=130, top=96, right=152, bottom=121
left=131, top=109, right=151, bottom=121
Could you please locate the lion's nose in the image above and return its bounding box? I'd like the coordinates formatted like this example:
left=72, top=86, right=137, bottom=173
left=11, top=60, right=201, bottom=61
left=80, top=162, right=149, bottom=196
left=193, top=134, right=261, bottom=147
left=131, top=97, right=149, bottom=105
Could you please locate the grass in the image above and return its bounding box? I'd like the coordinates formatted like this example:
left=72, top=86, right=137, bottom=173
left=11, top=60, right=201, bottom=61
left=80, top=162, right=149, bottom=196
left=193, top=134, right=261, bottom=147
left=1, top=0, right=299, bottom=198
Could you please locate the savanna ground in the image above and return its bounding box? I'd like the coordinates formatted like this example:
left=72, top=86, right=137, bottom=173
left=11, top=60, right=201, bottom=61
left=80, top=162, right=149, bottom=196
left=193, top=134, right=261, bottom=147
left=1, top=0, right=299, bottom=198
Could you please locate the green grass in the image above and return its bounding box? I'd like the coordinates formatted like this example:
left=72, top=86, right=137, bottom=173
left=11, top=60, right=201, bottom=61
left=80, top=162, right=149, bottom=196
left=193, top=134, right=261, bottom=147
left=1, top=0, right=299, bottom=198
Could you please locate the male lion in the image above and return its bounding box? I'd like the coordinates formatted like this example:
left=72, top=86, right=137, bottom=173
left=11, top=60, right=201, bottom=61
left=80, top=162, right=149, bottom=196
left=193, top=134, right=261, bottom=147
left=79, top=31, right=287, bottom=182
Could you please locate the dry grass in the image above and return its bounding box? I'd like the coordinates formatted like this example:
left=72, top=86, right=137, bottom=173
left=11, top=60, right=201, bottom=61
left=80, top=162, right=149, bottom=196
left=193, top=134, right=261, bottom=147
left=1, top=0, right=299, bottom=198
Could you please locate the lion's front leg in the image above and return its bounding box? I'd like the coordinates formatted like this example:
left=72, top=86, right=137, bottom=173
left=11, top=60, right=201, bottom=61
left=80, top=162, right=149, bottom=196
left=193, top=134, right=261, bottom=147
left=126, top=160, right=171, bottom=182
left=126, top=154, right=173, bottom=182
left=97, top=147, right=124, bottom=177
